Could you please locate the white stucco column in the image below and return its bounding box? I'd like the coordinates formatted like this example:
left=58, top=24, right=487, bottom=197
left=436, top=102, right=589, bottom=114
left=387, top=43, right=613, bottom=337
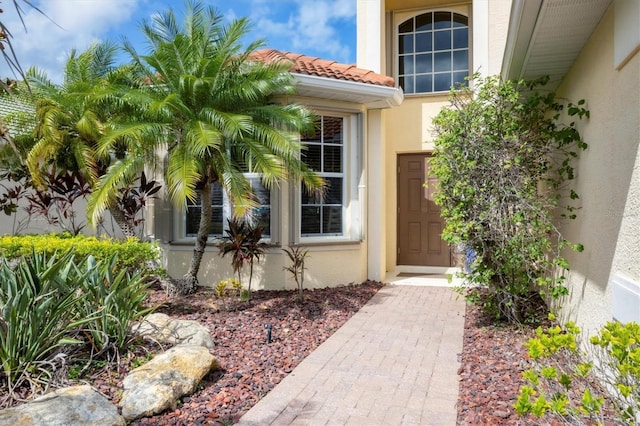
left=473, top=0, right=490, bottom=76
left=366, top=109, right=386, bottom=281
left=357, top=0, right=384, bottom=73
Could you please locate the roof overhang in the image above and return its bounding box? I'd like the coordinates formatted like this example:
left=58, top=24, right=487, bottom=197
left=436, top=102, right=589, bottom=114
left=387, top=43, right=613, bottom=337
left=293, top=73, right=404, bottom=109
left=502, top=0, right=613, bottom=91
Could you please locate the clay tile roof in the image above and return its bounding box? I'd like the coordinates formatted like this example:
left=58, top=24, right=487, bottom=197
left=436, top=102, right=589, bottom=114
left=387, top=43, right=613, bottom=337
left=250, top=49, right=395, bottom=88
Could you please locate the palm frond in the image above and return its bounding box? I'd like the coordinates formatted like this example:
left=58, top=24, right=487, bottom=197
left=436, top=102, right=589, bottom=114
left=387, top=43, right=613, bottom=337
left=97, top=122, right=166, bottom=158
left=25, top=137, right=57, bottom=186
left=87, top=155, right=144, bottom=224
left=183, top=120, right=223, bottom=156
left=76, top=109, right=104, bottom=142
left=166, top=143, right=201, bottom=209
left=214, top=156, right=256, bottom=217
left=199, top=108, right=252, bottom=140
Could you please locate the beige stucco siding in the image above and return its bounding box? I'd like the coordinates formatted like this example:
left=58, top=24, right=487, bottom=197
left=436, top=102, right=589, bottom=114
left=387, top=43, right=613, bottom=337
left=383, top=95, right=449, bottom=270
left=162, top=244, right=366, bottom=291
left=0, top=196, right=128, bottom=239
left=552, top=6, right=640, bottom=332
left=487, top=0, right=512, bottom=75
left=364, top=0, right=511, bottom=274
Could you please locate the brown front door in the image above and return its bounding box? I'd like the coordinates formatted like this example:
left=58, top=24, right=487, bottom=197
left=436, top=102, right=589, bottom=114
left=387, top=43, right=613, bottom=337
left=397, top=154, right=451, bottom=266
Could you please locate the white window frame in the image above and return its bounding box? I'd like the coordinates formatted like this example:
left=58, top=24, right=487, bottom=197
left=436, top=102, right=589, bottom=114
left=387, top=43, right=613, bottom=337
left=177, top=175, right=277, bottom=244
left=293, top=111, right=362, bottom=244
left=393, top=6, right=471, bottom=96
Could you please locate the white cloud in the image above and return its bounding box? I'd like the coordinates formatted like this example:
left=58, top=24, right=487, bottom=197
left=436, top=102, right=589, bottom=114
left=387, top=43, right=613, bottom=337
left=291, top=0, right=354, bottom=61
left=1, top=0, right=357, bottom=83
left=3, top=0, right=147, bottom=82
left=243, top=0, right=356, bottom=63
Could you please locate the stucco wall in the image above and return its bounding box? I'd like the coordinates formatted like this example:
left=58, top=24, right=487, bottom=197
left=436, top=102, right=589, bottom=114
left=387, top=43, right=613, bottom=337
left=163, top=244, right=366, bottom=291
left=552, top=6, right=640, bottom=333
left=487, top=0, right=512, bottom=75
left=375, top=0, right=512, bottom=273
left=0, top=194, right=128, bottom=239
left=384, top=95, right=449, bottom=270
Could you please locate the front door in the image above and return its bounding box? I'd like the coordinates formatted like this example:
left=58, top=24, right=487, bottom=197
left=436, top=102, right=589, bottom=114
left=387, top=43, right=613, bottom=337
left=397, top=154, right=451, bottom=266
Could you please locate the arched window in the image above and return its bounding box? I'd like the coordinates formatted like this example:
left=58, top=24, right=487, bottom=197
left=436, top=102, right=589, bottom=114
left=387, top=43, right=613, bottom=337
left=398, top=11, right=469, bottom=94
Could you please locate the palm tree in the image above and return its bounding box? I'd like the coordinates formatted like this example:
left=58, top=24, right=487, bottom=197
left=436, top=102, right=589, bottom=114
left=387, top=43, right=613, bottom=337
left=88, top=0, right=323, bottom=295
left=1, top=1, right=51, bottom=91
left=23, top=41, right=141, bottom=237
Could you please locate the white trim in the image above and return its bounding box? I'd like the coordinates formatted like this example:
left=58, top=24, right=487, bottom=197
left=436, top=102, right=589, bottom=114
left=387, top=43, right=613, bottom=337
left=501, top=0, right=543, bottom=80
left=472, top=0, right=489, bottom=76
left=614, top=0, right=640, bottom=69
left=293, top=74, right=403, bottom=108
left=295, top=112, right=364, bottom=244
left=357, top=0, right=384, bottom=73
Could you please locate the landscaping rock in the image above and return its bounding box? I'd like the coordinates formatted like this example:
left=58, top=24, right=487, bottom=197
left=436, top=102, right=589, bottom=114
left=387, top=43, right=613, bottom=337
left=0, top=385, right=124, bottom=426
left=135, top=313, right=214, bottom=349
left=119, top=344, right=217, bottom=421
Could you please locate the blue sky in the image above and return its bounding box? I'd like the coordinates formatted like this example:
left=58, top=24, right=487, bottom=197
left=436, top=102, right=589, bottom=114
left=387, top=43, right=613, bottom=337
left=3, top=0, right=357, bottom=83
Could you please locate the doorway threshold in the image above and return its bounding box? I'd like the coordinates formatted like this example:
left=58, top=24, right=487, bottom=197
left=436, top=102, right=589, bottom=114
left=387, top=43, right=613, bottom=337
left=387, top=266, right=463, bottom=287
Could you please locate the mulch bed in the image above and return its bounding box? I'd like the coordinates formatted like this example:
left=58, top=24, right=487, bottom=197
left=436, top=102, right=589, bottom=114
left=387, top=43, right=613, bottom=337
left=127, top=281, right=384, bottom=425
left=6, top=280, right=606, bottom=425
left=456, top=301, right=546, bottom=425
left=133, top=282, right=548, bottom=425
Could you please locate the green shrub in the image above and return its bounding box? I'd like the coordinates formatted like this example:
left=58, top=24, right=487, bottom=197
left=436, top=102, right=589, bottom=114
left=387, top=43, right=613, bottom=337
left=430, top=75, right=588, bottom=323
left=515, top=318, right=640, bottom=424
left=0, top=250, right=153, bottom=400
left=0, top=251, right=93, bottom=389
left=0, top=233, right=163, bottom=278
left=74, top=255, right=154, bottom=352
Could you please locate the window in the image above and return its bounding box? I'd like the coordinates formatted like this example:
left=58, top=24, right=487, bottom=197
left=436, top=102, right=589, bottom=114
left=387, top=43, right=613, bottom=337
left=185, top=176, right=271, bottom=238
left=300, top=115, right=345, bottom=237
left=398, top=11, right=469, bottom=94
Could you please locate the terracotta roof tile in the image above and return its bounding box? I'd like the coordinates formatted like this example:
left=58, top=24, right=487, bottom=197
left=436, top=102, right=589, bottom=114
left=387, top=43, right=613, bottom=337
left=250, top=49, right=395, bottom=88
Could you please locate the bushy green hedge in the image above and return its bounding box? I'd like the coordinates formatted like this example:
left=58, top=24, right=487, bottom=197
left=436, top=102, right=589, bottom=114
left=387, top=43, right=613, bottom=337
left=0, top=233, right=162, bottom=277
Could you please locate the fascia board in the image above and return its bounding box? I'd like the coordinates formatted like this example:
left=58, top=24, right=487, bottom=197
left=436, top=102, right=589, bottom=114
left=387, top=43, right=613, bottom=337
left=501, top=0, right=543, bottom=81
left=293, top=73, right=404, bottom=109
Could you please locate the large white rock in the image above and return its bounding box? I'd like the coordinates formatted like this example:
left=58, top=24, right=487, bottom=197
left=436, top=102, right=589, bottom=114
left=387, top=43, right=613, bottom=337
left=119, top=344, right=217, bottom=421
left=135, top=313, right=214, bottom=349
left=0, top=385, right=124, bottom=426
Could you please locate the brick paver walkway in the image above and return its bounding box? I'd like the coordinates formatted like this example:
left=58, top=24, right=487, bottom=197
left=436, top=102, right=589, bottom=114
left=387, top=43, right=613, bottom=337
left=237, top=283, right=465, bottom=425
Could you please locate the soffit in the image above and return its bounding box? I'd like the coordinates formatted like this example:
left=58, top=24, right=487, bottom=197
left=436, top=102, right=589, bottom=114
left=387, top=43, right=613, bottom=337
left=503, top=0, right=612, bottom=90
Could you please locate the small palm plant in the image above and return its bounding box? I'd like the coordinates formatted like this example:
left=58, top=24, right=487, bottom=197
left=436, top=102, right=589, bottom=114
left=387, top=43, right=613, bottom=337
left=218, top=218, right=268, bottom=300
left=283, top=245, right=309, bottom=301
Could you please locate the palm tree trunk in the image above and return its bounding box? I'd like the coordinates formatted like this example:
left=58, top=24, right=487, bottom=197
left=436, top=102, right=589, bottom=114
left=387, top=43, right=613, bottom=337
left=173, top=179, right=212, bottom=296
left=108, top=206, right=136, bottom=238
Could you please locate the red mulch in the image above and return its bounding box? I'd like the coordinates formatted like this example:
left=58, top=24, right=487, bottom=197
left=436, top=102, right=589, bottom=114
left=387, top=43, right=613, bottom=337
left=128, top=281, right=384, bottom=425
left=4, top=281, right=579, bottom=425
left=456, top=301, right=548, bottom=425
left=132, top=282, right=548, bottom=425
